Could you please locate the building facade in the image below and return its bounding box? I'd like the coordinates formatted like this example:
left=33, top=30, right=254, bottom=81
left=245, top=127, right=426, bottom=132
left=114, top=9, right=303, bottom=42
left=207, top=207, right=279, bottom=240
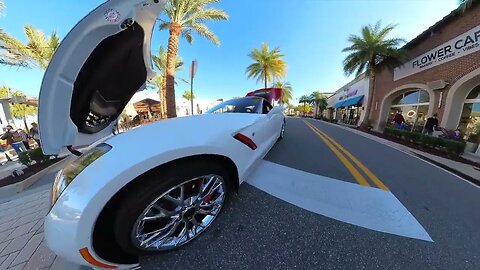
left=369, top=2, right=480, bottom=142
left=326, top=74, right=370, bottom=126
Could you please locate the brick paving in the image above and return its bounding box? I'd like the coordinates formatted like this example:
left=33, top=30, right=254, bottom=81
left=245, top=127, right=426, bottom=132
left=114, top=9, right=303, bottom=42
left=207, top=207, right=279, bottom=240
left=0, top=189, right=60, bottom=270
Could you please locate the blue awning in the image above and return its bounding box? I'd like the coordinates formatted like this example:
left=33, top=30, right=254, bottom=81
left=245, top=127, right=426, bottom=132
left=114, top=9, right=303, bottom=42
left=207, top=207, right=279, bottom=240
left=333, top=101, right=344, bottom=109
left=338, top=95, right=364, bottom=108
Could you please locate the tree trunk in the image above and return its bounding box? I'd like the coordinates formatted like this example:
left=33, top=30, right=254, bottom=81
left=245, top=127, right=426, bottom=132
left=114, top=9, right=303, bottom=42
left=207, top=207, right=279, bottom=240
left=264, top=72, right=267, bottom=89
left=165, top=23, right=181, bottom=118
left=360, top=69, right=376, bottom=130
left=23, top=116, right=29, bottom=132
left=159, top=77, right=167, bottom=119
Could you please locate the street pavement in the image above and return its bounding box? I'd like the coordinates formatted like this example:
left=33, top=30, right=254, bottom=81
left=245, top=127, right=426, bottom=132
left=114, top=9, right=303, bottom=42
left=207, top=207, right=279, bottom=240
left=0, top=117, right=479, bottom=269
left=142, top=117, right=480, bottom=269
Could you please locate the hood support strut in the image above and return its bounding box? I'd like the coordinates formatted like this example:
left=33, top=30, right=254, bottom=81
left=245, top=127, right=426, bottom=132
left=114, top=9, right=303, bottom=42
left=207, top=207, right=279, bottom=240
left=67, top=145, right=83, bottom=156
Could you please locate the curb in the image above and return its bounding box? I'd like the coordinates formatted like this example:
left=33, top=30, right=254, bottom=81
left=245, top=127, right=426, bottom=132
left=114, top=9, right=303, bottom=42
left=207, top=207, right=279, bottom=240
left=308, top=118, right=480, bottom=187
left=13, top=157, right=72, bottom=193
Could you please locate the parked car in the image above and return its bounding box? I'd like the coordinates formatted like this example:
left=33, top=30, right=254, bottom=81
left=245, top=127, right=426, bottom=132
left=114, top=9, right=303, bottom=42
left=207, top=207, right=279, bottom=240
left=38, top=1, right=285, bottom=269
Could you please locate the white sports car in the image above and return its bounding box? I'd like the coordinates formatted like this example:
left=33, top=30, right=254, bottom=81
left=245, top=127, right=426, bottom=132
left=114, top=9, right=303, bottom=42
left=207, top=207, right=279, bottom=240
left=38, top=0, right=285, bottom=268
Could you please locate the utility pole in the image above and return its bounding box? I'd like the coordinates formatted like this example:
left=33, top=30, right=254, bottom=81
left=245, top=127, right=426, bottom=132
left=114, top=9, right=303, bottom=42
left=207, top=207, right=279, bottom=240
left=190, top=59, right=198, bottom=115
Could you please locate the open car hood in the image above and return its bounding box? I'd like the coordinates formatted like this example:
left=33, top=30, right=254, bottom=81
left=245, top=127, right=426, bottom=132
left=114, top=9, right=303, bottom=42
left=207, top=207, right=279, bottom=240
left=38, top=0, right=165, bottom=155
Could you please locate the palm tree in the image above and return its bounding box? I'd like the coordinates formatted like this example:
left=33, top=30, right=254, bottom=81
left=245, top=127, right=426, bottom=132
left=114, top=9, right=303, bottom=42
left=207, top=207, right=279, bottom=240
left=310, top=91, right=327, bottom=118
left=247, top=43, right=287, bottom=89
left=148, top=75, right=167, bottom=119
left=342, top=21, right=405, bottom=128
left=0, top=0, right=22, bottom=67
left=299, top=95, right=312, bottom=117
left=150, top=46, right=184, bottom=119
left=182, top=90, right=195, bottom=101
left=0, top=25, right=59, bottom=70
left=0, top=86, right=37, bottom=131
left=158, top=0, right=228, bottom=118
left=273, top=81, right=293, bottom=105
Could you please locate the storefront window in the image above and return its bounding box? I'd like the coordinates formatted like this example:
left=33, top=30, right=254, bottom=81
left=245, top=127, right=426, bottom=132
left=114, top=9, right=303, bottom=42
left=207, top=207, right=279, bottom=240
left=458, top=85, right=480, bottom=141
left=389, top=90, right=430, bottom=132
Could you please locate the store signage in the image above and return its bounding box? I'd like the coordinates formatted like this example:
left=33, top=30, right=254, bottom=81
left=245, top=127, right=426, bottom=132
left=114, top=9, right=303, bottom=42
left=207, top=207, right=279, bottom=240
left=339, top=88, right=359, bottom=101
left=327, top=78, right=369, bottom=108
left=406, top=110, right=416, bottom=118
left=394, top=25, right=480, bottom=81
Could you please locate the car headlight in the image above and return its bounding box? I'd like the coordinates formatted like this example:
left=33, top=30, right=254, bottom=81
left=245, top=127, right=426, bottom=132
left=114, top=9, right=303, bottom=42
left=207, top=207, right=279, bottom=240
left=51, top=143, right=112, bottom=207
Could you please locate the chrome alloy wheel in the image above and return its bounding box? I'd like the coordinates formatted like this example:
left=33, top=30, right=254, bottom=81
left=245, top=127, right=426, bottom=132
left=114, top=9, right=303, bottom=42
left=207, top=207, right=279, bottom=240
left=131, top=175, right=226, bottom=251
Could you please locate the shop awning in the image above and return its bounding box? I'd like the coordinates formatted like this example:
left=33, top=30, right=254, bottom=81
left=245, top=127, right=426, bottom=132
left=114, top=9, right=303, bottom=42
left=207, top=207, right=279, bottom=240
left=334, top=95, right=364, bottom=108
left=333, top=101, right=344, bottom=109
left=342, top=95, right=364, bottom=107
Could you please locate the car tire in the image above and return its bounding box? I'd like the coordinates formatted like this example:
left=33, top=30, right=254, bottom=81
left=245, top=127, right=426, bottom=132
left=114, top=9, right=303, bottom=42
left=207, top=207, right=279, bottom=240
left=113, top=160, right=231, bottom=255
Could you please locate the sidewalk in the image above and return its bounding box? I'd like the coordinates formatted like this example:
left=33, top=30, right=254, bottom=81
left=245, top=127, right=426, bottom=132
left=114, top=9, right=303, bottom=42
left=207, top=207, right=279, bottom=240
left=0, top=149, right=88, bottom=270
left=319, top=120, right=480, bottom=185
left=0, top=163, right=26, bottom=181
left=0, top=172, right=87, bottom=270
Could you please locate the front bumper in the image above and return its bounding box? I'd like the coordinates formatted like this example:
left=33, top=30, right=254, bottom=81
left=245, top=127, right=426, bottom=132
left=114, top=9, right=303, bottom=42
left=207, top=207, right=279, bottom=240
left=45, top=198, right=140, bottom=269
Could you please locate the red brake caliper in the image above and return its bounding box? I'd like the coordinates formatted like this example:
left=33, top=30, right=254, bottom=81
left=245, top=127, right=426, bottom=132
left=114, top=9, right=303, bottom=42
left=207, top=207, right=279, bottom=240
left=203, top=194, right=213, bottom=204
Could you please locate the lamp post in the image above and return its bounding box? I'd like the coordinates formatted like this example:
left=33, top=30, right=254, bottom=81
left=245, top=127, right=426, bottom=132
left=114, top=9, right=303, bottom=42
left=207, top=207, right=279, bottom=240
left=190, top=59, right=198, bottom=115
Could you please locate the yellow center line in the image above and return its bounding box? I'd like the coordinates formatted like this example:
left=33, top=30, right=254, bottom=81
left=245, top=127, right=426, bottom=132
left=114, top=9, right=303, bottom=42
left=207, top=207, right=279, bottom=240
left=307, top=121, right=390, bottom=191
left=303, top=120, right=371, bottom=187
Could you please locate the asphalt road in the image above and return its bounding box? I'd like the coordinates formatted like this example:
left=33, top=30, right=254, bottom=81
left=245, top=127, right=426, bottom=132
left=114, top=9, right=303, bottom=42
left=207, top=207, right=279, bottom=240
left=141, top=117, right=480, bottom=270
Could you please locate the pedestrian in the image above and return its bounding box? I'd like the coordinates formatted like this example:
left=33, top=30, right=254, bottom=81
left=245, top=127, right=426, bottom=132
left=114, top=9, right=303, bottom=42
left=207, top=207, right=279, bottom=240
left=391, top=111, right=405, bottom=129
left=0, top=125, right=26, bottom=154
left=423, top=113, right=439, bottom=136
left=29, top=122, right=41, bottom=147
left=342, top=113, right=347, bottom=123
left=17, top=129, right=30, bottom=150
left=453, top=129, right=462, bottom=141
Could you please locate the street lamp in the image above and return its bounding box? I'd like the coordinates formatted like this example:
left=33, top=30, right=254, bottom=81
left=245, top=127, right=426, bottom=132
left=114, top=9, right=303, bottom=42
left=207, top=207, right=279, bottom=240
left=190, top=59, right=198, bottom=115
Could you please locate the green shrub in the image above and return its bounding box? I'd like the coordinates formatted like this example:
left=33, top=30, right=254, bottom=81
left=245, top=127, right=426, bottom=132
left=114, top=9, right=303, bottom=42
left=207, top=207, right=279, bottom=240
left=384, top=127, right=394, bottom=137
left=383, top=127, right=468, bottom=156
left=389, top=128, right=401, bottom=138
left=410, top=132, right=421, bottom=142
left=403, top=131, right=414, bottom=142
left=398, top=129, right=409, bottom=140
left=30, top=148, right=50, bottom=163
left=444, top=140, right=465, bottom=156
left=420, top=134, right=434, bottom=147
left=432, top=137, right=446, bottom=148
left=18, top=151, right=31, bottom=166
left=17, top=148, right=52, bottom=166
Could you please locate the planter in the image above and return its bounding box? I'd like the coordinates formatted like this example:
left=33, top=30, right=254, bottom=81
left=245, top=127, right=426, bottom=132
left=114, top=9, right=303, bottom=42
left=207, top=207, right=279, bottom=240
left=464, top=142, right=479, bottom=153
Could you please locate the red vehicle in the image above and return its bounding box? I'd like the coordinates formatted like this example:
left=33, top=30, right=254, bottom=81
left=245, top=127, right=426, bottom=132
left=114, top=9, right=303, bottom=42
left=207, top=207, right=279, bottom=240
left=246, top=88, right=283, bottom=104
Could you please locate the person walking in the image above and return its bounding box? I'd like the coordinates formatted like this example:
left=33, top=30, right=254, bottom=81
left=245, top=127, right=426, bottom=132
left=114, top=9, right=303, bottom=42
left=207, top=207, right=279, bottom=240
left=17, top=129, right=30, bottom=150
left=0, top=125, right=26, bottom=154
left=392, top=111, right=405, bottom=129
left=29, top=122, right=41, bottom=147
left=423, top=113, right=439, bottom=136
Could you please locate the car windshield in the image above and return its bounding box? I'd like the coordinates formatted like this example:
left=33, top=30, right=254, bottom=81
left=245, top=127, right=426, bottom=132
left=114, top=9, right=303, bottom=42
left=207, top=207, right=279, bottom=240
left=206, top=97, right=262, bottom=114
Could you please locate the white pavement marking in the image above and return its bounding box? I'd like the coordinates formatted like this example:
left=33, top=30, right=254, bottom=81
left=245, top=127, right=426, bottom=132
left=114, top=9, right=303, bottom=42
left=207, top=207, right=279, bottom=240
left=247, top=160, right=433, bottom=242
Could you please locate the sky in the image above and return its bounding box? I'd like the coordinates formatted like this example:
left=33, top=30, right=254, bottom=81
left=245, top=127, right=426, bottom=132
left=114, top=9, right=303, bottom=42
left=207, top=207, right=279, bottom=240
left=0, top=0, right=459, bottom=104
